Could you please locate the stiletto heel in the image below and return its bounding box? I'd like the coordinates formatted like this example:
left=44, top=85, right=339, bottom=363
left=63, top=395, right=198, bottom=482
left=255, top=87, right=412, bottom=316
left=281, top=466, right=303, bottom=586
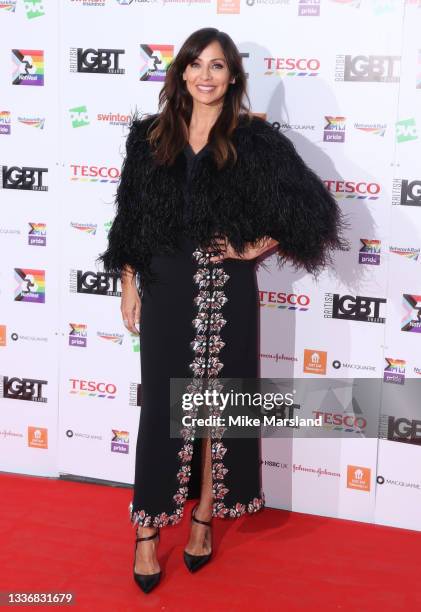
left=183, top=503, right=213, bottom=573
left=133, top=528, right=162, bottom=593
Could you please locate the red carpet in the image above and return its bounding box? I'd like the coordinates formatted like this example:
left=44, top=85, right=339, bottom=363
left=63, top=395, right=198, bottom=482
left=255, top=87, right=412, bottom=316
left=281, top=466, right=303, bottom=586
left=0, top=472, right=419, bottom=611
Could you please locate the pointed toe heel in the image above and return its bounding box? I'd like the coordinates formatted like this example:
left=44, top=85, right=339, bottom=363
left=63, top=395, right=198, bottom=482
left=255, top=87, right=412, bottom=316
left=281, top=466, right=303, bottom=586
left=183, top=503, right=213, bottom=573
left=133, top=528, right=162, bottom=594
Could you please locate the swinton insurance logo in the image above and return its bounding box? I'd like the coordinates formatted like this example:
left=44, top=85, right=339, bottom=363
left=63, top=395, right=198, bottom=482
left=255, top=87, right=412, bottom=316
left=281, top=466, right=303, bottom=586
left=324, top=293, right=386, bottom=324
left=12, top=49, right=44, bottom=86
left=69, top=105, right=89, bottom=128
left=69, top=324, right=87, bottom=347
left=298, top=0, right=320, bottom=16
left=0, top=111, right=11, bottom=135
left=402, top=294, right=421, bottom=333
left=259, top=290, right=310, bottom=311
left=383, top=358, right=405, bottom=385
left=14, top=269, right=45, bottom=303
left=263, top=57, right=320, bottom=77
left=69, top=379, right=117, bottom=399
left=392, top=179, right=421, bottom=207
left=323, top=116, right=346, bottom=142
left=70, top=270, right=121, bottom=297
left=1, top=165, right=48, bottom=191
left=70, top=48, right=125, bottom=74
left=324, top=179, right=381, bottom=201
left=335, top=55, right=400, bottom=83
left=28, top=223, right=46, bottom=246
left=139, top=44, right=173, bottom=82
left=359, top=239, right=381, bottom=265
left=0, top=376, right=47, bottom=403
left=111, top=430, right=129, bottom=454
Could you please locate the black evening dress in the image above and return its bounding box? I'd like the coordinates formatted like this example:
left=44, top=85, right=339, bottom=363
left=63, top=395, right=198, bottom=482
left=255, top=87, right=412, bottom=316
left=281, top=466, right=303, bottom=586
left=129, top=142, right=265, bottom=528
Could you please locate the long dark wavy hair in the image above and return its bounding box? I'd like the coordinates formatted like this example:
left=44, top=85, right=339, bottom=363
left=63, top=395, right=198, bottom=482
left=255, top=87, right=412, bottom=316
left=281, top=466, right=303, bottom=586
left=146, top=27, right=251, bottom=169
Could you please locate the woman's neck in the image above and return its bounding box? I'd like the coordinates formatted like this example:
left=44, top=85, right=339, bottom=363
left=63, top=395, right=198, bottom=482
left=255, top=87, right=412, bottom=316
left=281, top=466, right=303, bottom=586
left=189, top=101, right=223, bottom=138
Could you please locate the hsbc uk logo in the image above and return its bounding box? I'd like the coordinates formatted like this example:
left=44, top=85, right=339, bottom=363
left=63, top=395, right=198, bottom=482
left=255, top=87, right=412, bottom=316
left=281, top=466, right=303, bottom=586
left=1, top=165, right=48, bottom=191
left=324, top=293, right=386, bottom=324
left=1, top=376, right=47, bottom=402
left=335, top=55, right=400, bottom=83
left=392, top=179, right=421, bottom=207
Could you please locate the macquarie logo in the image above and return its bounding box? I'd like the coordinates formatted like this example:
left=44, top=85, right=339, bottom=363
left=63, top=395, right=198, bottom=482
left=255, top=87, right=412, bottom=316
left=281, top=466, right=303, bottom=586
left=335, top=55, right=400, bottom=83
left=111, top=430, right=129, bottom=454
left=70, top=48, right=125, bottom=75
left=1, top=165, right=48, bottom=191
left=69, top=378, right=117, bottom=399
left=69, top=323, right=87, bottom=348
left=263, top=57, right=320, bottom=77
left=12, top=49, right=44, bottom=86
left=395, top=118, right=418, bottom=143
left=69, top=105, right=89, bottom=128
left=303, top=349, right=327, bottom=375
left=324, top=293, right=386, bottom=324
left=359, top=239, right=381, bottom=265
left=70, top=270, right=121, bottom=297
left=401, top=294, right=421, bottom=333
left=298, top=0, right=320, bottom=16
left=0, top=111, right=11, bottom=135
left=324, top=180, right=381, bottom=201
left=392, top=179, right=421, bottom=207
left=139, top=44, right=174, bottom=82
left=383, top=358, right=405, bottom=385
left=14, top=269, right=45, bottom=304
left=259, top=290, right=310, bottom=311
left=323, top=116, right=346, bottom=143
left=28, top=223, right=46, bottom=246
left=0, top=376, right=47, bottom=402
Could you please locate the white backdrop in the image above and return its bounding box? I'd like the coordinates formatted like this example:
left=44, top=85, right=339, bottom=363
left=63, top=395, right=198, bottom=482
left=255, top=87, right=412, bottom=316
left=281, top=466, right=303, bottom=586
left=1, top=0, right=420, bottom=533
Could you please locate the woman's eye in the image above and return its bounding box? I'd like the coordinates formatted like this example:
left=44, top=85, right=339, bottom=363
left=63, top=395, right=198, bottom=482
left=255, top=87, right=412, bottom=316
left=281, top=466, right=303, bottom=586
left=213, top=63, right=224, bottom=69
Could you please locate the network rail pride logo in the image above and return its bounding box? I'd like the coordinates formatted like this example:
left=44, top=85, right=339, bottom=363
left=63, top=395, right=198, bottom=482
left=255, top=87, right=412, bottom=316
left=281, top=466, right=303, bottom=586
left=70, top=48, right=125, bottom=75
left=389, top=246, right=420, bottom=261
left=28, top=223, right=46, bottom=246
left=324, top=293, right=386, bottom=324
left=12, top=49, right=44, bottom=86
left=335, top=55, right=400, bottom=82
left=383, top=358, right=405, bottom=385
left=354, top=122, right=387, bottom=137
left=263, top=57, right=320, bottom=77
left=0, top=111, right=11, bottom=135
left=298, top=0, right=320, bottom=16
left=1, top=165, right=48, bottom=191
left=359, top=239, right=380, bottom=265
left=69, top=324, right=88, bottom=347
left=139, top=44, right=174, bottom=81
left=402, top=294, right=421, bottom=333
left=97, top=331, right=124, bottom=345
left=70, top=222, right=97, bottom=235
left=17, top=116, right=45, bottom=129
left=14, top=268, right=45, bottom=303
left=0, top=1, right=17, bottom=11
left=323, top=116, right=346, bottom=142
left=0, top=376, right=48, bottom=402
left=111, top=430, right=129, bottom=454
left=392, top=179, right=421, bottom=207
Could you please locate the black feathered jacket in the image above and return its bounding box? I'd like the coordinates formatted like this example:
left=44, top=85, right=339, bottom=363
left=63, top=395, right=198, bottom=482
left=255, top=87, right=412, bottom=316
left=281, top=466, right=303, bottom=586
left=99, top=113, right=345, bottom=292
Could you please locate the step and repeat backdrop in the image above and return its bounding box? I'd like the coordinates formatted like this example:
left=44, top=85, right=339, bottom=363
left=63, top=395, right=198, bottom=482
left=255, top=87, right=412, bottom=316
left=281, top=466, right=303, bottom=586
left=1, top=0, right=420, bottom=532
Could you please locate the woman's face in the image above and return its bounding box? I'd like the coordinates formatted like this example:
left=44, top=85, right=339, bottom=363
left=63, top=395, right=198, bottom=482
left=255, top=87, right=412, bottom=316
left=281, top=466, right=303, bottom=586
left=182, top=40, right=235, bottom=108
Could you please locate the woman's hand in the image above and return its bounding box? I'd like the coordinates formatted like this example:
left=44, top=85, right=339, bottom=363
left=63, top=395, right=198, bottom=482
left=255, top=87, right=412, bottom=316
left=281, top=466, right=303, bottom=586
left=121, top=266, right=141, bottom=335
left=208, top=236, right=279, bottom=263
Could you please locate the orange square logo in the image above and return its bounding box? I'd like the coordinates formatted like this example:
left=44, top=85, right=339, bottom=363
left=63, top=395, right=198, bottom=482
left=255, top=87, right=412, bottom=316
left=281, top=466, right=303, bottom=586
left=28, top=426, right=48, bottom=449
left=0, top=325, right=6, bottom=347
left=217, top=0, right=240, bottom=14
left=303, top=349, right=327, bottom=375
left=347, top=465, right=371, bottom=491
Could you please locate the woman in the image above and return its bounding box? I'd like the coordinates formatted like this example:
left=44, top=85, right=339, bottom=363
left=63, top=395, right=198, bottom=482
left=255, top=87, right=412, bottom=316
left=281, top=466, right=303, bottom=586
left=99, top=28, right=345, bottom=594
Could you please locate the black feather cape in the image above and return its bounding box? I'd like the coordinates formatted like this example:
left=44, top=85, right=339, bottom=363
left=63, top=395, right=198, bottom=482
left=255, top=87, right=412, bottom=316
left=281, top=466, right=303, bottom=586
left=99, top=113, right=346, bottom=292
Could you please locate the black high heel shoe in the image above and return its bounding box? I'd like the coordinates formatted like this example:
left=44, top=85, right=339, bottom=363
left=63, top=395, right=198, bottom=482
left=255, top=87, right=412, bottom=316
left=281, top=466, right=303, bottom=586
left=133, top=528, right=161, bottom=594
left=183, top=503, right=213, bottom=573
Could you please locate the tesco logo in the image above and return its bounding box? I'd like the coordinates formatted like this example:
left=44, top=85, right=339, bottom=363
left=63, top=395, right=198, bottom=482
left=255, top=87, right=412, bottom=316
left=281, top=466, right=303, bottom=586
left=264, top=57, right=321, bottom=71
left=324, top=180, right=381, bottom=197
left=259, top=291, right=310, bottom=309
left=70, top=164, right=121, bottom=180
left=69, top=378, right=117, bottom=397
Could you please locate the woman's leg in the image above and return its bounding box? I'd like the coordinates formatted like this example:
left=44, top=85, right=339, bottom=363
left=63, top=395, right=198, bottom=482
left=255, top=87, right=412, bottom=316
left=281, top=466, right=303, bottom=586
left=134, top=525, right=161, bottom=575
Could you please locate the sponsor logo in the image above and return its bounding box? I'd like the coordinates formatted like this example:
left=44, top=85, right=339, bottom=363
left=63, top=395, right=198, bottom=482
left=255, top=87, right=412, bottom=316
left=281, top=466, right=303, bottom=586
left=246, top=0, right=290, bottom=6
left=69, top=324, right=87, bottom=347
left=139, top=44, right=173, bottom=82
left=70, top=270, right=121, bottom=297
left=66, top=429, right=102, bottom=441
left=129, top=382, right=142, bottom=407
left=323, top=116, right=346, bottom=142
left=69, top=378, right=117, bottom=399
left=0, top=111, right=11, bottom=135
left=264, top=57, right=320, bottom=77
left=324, top=180, right=381, bottom=200
left=260, top=352, right=298, bottom=363
left=0, top=1, right=17, bottom=11
left=70, top=105, right=89, bottom=128
left=217, top=0, right=240, bottom=13
left=331, top=359, right=376, bottom=372
left=97, top=112, right=131, bottom=126
left=402, top=294, right=421, bottom=333
left=71, top=0, right=105, bottom=5
left=12, top=49, right=44, bottom=86
left=376, top=475, right=421, bottom=490
left=298, top=0, right=320, bottom=16
left=10, top=331, right=48, bottom=343
left=0, top=326, right=6, bottom=346
left=0, top=429, right=23, bottom=440
left=389, top=246, right=420, bottom=260
left=1, top=165, right=48, bottom=191
left=379, top=415, right=421, bottom=445
left=260, top=460, right=289, bottom=469
left=28, top=223, right=46, bottom=246
left=383, top=358, right=405, bottom=384
left=396, top=118, right=418, bottom=143
left=303, top=349, right=327, bottom=375
left=392, top=179, right=421, bottom=207
left=131, top=335, right=140, bottom=353
left=17, top=116, right=45, bottom=129
left=347, top=465, right=371, bottom=491
left=1, top=376, right=47, bottom=402
left=97, top=331, right=124, bottom=345
left=359, top=239, right=380, bottom=265
left=335, top=54, right=400, bottom=83
left=28, top=426, right=48, bottom=449
left=14, top=268, right=45, bottom=303
left=354, top=122, right=386, bottom=137
left=69, top=164, right=119, bottom=182
left=24, top=0, right=44, bottom=19
left=274, top=121, right=315, bottom=132
left=324, top=293, right=386, bottom=323
left=259, top=291, right=310, bottom=310
left=70, top=222, right=97, bottom=234
left=111, top=429, right=129, bottom=454
left=292, top=464, right=340, bottom=477
left=331, top=0, right=361, bottom=6
left=70, top=48, right=125, bottom=74
left=312, top=411, right=367, bottom=434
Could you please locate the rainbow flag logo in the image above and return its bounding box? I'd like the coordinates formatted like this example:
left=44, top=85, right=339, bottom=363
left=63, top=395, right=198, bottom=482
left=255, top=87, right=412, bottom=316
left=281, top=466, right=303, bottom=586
left=14, top=268, right=45, bottom=303
left=140, top=44, right=173, bottom=82
left=0, top=1, right=17, bottom=11
left=12, top=49, right=44, bottom=86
